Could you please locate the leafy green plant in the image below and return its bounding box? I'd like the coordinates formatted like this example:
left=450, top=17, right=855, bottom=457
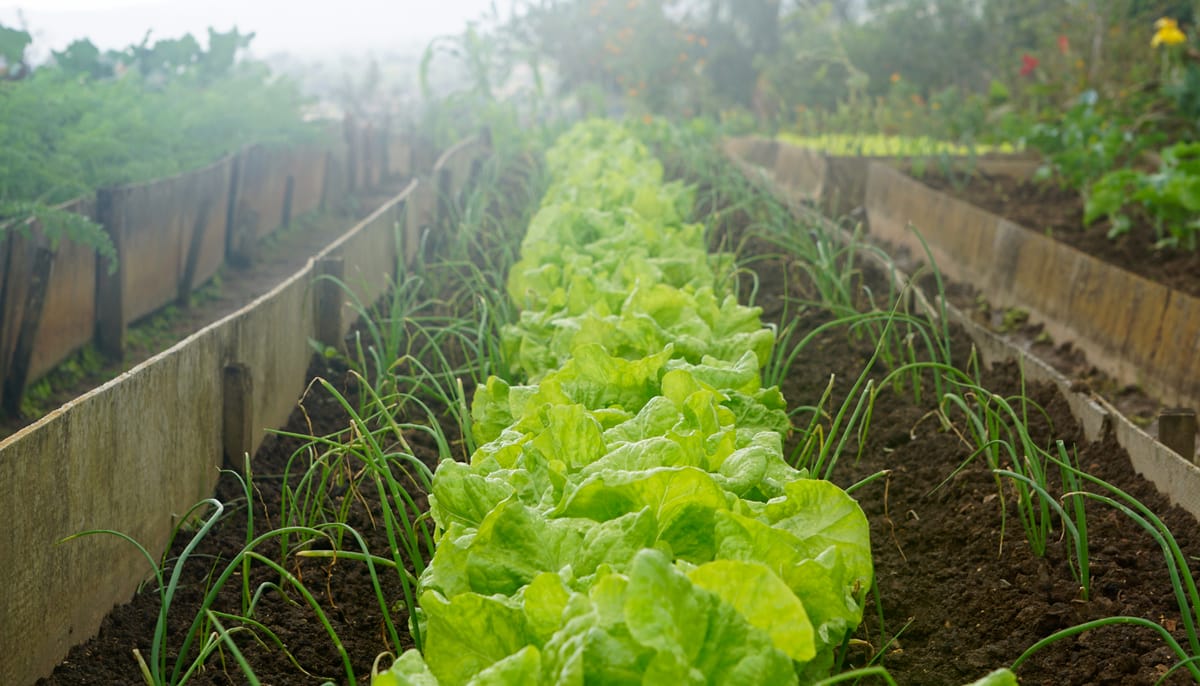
left=371, top=120, right=872, bottom=684
left=1085, top=141, right=1200, bottom=249
left=0, top=30, right=318, bottom=253
left=0, top=21, right=30, bottom=77
left=0, top=201, right=116, bottom=269
left=1024, top=90, right=1156, bottom=192
left=777, top=132, right=1007, bottom=157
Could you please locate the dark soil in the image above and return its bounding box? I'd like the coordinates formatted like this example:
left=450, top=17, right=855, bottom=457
left=745, top=233, right=1200, bottom=685
left=836, top=370, right=1198, bottom=685
left=36, top=161, right=1200, bottom=685
left=915, top=170, right=1200, bottom=301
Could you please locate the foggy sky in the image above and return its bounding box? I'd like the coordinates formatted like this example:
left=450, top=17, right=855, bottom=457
left=0, top=0, right=503, bottom=59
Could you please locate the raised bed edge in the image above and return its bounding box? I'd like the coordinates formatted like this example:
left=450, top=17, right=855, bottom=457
left=0, top=132, right=490, bottom=685
left=723, top=144, right=1200, bottom=523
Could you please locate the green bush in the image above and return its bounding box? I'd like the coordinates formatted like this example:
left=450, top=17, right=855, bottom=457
left=1086, top=141, right=1200, bottom=250
left=0, top=26, right=317, bottom=256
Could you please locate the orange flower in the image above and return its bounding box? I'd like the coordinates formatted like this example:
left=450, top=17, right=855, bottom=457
left=890, top=72, right=900, bottom=83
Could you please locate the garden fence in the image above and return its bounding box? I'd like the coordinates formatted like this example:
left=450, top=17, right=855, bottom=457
left=0, top=116, right=409, bottom=417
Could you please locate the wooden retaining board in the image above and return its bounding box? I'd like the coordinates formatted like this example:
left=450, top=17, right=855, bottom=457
left=109, top=155, right=235, bottom=324
left=724, top=135, right=1038, bottom=217
left=0, top=197, right=98, bottom=383
left=863, top=161, right=1200, bottom=411
left=289, top=143, right=332, bottom=217
left=0, top=126, right=402, bottom=408
left=0, top=179, right=420, bottom=685
left=233, top=144, right=293, bottom=245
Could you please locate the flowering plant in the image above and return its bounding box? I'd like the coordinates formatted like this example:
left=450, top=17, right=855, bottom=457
left=1152, top=17, right=1187, bottom=48
left=1019, top=54, right=1040, bottom=77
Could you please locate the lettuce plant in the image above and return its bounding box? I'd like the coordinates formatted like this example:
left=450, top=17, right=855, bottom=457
left=374, top=120, right=873, bottom=685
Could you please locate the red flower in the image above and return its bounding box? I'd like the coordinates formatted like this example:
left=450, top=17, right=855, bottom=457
left=1020, top=53, right=1039, bottom=76
left=1057, top=34, right=1070, bottom=54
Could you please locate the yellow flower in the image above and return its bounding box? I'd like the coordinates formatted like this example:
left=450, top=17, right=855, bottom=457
left=1152, top=17, right=1186, bottom=47
left=890, top=72, right=901, bottom=83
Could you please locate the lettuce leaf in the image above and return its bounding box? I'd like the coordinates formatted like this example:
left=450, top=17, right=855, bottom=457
left=389, top=120, right=874, bottom=686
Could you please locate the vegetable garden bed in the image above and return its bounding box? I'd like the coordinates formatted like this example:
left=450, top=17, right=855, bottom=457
left=29, top=121, right=1200, bottom=685
left=859, top=160, right=1200, bottom=440
left=886, top=164, right=1200, bottom=431
left=726, top=137, right=1200, bottom=459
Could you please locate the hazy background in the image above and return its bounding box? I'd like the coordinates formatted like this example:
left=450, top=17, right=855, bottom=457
left=0, top=0, right=499, bottom=60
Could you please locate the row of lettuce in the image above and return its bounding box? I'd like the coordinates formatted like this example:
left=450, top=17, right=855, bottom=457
left=375, top=121, right=875, bottom=684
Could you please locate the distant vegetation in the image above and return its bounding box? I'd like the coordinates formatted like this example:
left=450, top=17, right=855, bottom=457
left=0, top=24, right=317, bottom=256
